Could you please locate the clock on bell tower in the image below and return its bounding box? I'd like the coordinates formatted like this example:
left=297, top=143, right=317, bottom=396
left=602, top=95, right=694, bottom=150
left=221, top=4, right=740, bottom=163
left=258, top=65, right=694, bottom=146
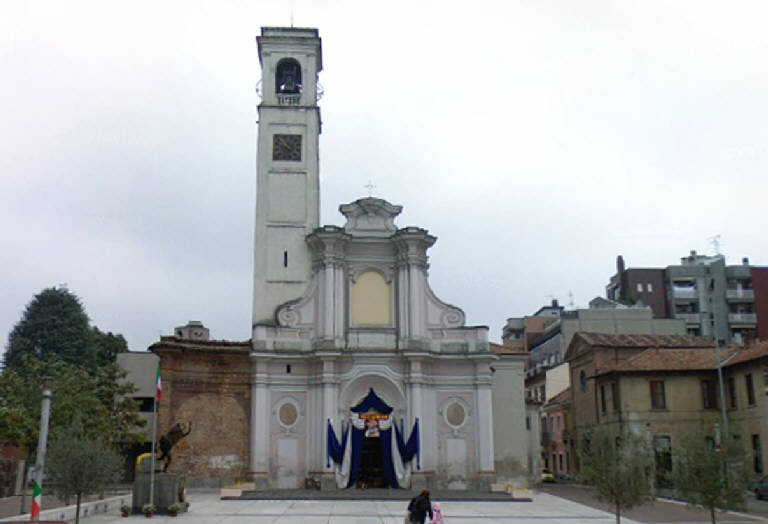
left=253, top=27, right=322, bottom=326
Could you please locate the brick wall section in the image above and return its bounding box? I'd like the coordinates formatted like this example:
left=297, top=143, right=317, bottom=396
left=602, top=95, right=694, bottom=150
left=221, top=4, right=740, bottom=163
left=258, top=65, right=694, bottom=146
left=150, top=337, right=252, bottom=482
left=752, top=268, right=768, bottom=341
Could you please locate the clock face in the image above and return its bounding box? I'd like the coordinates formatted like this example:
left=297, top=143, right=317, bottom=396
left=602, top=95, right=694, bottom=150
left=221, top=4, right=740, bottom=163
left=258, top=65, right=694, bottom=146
left=272, top=134, right=302, bottom=161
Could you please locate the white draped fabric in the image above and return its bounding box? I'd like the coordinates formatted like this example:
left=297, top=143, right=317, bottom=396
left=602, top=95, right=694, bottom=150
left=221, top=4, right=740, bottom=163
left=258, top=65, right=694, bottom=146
left=334, top=424, right=352, bottom=488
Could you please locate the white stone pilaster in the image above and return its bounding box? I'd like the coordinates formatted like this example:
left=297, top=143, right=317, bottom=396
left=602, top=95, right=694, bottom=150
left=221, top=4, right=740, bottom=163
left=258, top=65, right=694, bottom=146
left=321, top=358, right=338, bottom=472
left=408, top=359, right=424, bottom=467
left=475, top=362, right=495, bottom=472
left=250, top=358, right=270, bottom=474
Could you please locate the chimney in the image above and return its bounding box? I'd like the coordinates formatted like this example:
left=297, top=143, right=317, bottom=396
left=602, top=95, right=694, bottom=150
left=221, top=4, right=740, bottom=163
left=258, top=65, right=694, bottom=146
left=743, top=257, right=750, bottom=265
left=617, top=255, right=625, bottom=274
left=552, top=299, right=559, bottom=308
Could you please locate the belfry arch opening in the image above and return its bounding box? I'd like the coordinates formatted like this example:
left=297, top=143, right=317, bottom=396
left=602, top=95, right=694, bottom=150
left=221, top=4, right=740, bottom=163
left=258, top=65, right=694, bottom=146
left=275, top=58, right=302, bottom=94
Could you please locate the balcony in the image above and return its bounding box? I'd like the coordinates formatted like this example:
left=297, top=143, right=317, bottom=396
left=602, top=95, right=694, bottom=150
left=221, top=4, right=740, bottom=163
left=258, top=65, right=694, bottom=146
left=675, top=313, right=701, bottom=324
left=728, top=313, right=757, bottom=324
left=726, top=289, right=754, bottom=301
left=672, top=288, right=697, bottom=300
left=277, top=93, right=301, bottom=106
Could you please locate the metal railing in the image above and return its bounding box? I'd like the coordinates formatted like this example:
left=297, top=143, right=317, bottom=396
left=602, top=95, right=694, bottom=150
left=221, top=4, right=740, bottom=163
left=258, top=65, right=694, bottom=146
left=726, top=289, right=754, bottom=300
left=728, top=313, right=757, bottom=324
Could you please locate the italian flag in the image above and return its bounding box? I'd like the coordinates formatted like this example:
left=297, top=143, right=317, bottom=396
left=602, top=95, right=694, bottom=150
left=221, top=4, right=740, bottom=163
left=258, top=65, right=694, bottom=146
left=155, top=362, right=162, bottom=402
left=30, top=480, right=41, bottom=520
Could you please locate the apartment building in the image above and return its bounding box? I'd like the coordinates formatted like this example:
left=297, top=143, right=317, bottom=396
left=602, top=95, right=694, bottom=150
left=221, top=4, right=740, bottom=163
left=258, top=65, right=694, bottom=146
left=607, top=252, right=768, bottom=345
left=504, top=300, right=685, bottom=403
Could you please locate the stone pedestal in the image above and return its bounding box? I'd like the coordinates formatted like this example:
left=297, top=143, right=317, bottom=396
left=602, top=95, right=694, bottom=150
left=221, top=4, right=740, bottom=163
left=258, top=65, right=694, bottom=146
left=247, top=471, right=270, bottom=489
left=319, top=472, right=338, bottom=491
left=132, top=472, right=187, bottom=514
left=472, top=471, right=495, bottom=492
left=410, top=470, right=434, bottom=490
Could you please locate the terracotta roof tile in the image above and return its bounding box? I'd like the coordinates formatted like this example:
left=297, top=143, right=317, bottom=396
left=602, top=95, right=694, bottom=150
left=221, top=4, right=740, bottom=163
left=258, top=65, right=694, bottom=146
left=576, top=332, right=714, bottom=349
left=150, top=337, right=252, bottom=353
left=546, top=387, right=572, bottom=406
left=724, top=341, right=768, bottom=368
left=599, top=346, right=737, bottom=374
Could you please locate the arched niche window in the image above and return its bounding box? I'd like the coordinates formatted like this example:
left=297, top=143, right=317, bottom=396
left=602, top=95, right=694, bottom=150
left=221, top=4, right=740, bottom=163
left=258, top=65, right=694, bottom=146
left=351, top=270, right=391, bottom=326
left=275, top=58, right=302, bottom=94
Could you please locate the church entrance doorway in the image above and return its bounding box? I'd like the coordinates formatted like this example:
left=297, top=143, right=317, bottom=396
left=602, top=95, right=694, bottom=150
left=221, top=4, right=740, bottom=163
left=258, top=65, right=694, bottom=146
left=356, top=436, right=387, bottom=488
left=327, top=388, right=420, bottom=489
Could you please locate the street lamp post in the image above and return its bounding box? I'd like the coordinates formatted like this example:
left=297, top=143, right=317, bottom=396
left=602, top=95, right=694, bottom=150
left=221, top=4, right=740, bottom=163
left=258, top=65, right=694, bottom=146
left=32, top=377, right=52, bottom=521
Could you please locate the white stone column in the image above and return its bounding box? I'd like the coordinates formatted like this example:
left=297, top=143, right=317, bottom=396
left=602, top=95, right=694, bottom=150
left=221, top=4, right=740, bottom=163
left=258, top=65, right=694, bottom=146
left=334, top=263, right=345, bottom=342
left=475, top=362, right=495, bottom=472
left=409, top=265, right=425, bottom=338
left=323, top=263, right=335, bottom=338
left=250, top=357, right=270, bottom=482
left=397, top=263, right=410, bottom=339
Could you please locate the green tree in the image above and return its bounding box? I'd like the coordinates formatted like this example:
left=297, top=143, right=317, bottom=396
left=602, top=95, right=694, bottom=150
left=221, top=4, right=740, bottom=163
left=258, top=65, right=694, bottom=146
left=90, top=327, right=128, bottom=368
left=4, top=287, right=94, bottom=371
left=672, top=431, right=752, bottom=524
left=578, top=425, right=654, bottom=524
left=3, top=286, right=128, bottom=373
left=45, top=420, right=122, bottom=524
left=0, top=356, right=144, bottom=452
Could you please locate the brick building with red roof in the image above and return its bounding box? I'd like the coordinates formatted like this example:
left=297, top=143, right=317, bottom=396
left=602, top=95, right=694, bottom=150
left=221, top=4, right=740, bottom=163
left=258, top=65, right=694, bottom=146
left=566, top=333, right=768, bottom=481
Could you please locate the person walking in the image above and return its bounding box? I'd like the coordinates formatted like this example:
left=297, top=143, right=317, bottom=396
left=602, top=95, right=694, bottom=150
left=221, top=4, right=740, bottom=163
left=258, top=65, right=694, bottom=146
left=407, top=489, right=433, bottom=524
left=430, top=501, right=444, bottom=524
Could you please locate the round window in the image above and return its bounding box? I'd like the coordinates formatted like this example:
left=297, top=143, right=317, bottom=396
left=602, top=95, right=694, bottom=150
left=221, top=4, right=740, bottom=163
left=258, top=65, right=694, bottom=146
left=278, top=402, right=298, bottom=427
left=580, top=370, right=587, bottom=391
left=445, top=402, right=466, bottom=427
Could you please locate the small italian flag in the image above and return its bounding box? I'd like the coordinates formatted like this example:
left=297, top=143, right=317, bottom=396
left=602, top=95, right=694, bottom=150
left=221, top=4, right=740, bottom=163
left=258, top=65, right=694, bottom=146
left=30, top=480, right=41, bottom=520
left=155, top=362, right=162, bottom=402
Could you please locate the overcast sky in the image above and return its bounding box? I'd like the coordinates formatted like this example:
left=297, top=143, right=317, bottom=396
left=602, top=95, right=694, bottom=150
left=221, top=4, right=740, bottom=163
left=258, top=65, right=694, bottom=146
left=2, top=1, right=767, bottom=356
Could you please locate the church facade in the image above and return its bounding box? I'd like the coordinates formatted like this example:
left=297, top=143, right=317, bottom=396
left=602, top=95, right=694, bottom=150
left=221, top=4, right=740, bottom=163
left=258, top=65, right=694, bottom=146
left=150, top=27, right=529, bottom=490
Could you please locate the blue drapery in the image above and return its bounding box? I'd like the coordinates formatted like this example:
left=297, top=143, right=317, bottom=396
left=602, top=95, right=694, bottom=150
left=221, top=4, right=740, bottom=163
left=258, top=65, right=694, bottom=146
left=394, top=417, right=420, bottom=470
left=350, top=388, right=394, bottom=414
left=326, top=388, right=420, bottom=488
left=347, top=425, right=365, bottom=487
left=326, top=419, right=347, bottom=467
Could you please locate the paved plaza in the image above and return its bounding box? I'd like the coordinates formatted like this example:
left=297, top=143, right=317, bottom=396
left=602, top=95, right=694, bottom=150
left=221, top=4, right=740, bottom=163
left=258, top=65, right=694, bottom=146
left=76, top=490, right=639, bottom=524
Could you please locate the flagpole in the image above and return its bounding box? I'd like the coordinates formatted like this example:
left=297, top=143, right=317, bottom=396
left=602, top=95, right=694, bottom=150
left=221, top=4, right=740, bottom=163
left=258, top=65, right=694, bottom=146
left=149, top=397, right=157, bottom=508
left=150, top=361, right=161, bottom=509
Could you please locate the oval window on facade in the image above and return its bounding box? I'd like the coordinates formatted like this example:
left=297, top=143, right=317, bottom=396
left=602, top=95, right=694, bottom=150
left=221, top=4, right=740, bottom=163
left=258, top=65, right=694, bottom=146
left=278, top=401, right=298, bottom=427
left=445, top=402, right=466, bottom=428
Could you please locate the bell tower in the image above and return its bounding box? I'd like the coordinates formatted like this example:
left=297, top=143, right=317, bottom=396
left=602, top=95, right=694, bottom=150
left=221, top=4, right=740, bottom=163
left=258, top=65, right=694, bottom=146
left=253, top=27, right=322, bottom=326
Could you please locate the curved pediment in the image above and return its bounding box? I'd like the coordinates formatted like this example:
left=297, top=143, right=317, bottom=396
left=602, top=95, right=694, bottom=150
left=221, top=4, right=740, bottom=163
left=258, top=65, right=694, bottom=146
left=339, top=197, right=403, bottom=237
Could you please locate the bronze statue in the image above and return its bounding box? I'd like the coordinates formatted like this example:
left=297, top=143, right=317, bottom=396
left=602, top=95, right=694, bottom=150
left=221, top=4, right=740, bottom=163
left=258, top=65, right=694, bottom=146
left=156, top=421, right=192, bottom=472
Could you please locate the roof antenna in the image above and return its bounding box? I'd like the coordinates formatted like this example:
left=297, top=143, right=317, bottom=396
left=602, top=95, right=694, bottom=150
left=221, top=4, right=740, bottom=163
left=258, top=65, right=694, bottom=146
left=709, top=234, right=722, bottom=255
left=290, top=1, right=294, bottom=27
left=568, top=291, right=574, bottom=308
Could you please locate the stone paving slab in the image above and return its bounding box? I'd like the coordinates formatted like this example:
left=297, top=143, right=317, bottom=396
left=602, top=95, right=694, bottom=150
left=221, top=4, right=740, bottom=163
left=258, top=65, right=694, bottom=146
left=231, top=488, right=526, bottom=501
left=77, top=491, right=641, bottom=524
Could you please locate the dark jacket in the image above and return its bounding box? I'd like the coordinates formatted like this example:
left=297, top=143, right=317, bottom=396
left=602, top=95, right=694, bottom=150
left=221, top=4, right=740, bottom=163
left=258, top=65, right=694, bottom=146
left=408, top=494, right=433, bottom=523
